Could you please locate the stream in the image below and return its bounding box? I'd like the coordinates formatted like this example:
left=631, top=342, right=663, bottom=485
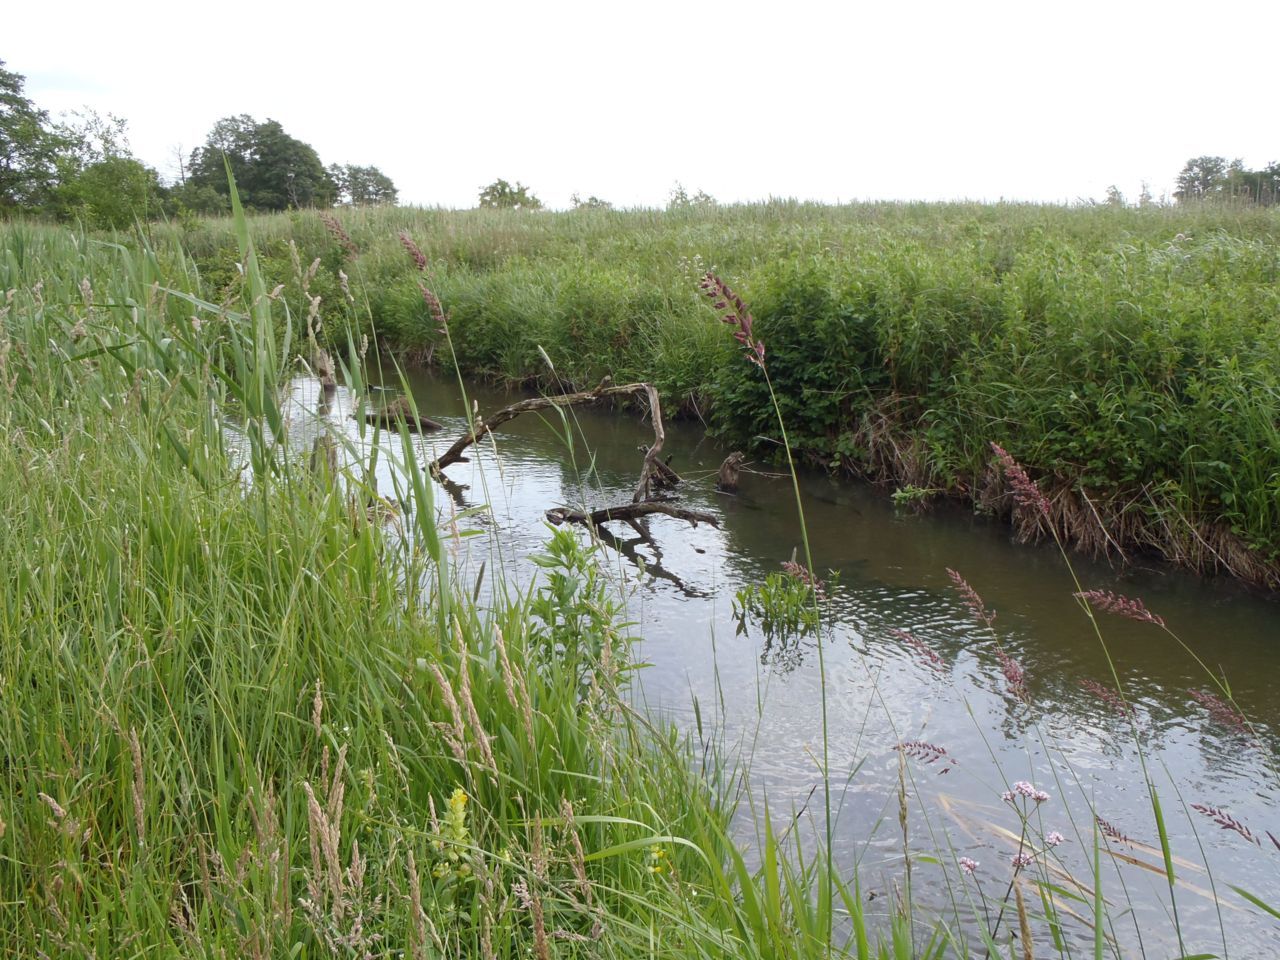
left=282, top=371, right=1280, bottom=957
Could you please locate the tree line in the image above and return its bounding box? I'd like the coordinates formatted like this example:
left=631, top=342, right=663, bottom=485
left=1, top=59, right=397, bottom=227
left=1174, top=156, right=1280, bottom=206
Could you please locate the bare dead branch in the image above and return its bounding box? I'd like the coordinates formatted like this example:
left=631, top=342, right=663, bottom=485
left=545, top=502, right=719, bottom=529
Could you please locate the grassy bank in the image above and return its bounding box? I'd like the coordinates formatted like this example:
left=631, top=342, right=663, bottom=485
left=0, top=223, right=886, bottom=958
left=153, top=200, right=1280, bottom=587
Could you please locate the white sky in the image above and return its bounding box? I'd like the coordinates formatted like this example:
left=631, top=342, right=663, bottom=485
left=8, top=0, right=1276, bottom=210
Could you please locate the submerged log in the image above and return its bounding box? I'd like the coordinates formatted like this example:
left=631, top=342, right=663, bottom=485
left=716, top=451, right=745, bottom=492
left=545, top=502, right=719, bottom=529
left=358, top=395, right=443, bottom=432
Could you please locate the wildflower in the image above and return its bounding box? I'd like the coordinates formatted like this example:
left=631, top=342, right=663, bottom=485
left=646, top=843, right=669, bottom=875
left=1074, top=589, right=1165, bottom=627
left=1004, top=781, right=1049, bottom=804
left=1045, top=831, right=1065, bottom=847
left=1011, top=852, right=1035, bottom=869
left=989, top=442, right=1052, bottom=518
left=959, top=856, right=979, bottom=876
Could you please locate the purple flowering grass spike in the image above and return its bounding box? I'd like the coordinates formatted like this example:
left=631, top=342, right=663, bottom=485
left=895, top=740, right=958, bottom=773
left=699, top=272, right=766, bottom=370
left=1074, top=589, right=1165, bottom=627
left=418, top=284, right=449, bottom=335
left=399, top=231, right=428, bottom=271
left=1187, top=689, right=1250, bottom=736
left=320, top=213, right=359, bottom=257
left=989, top=442, right=1053, bottom=518
left=997, top=649, right=1028, bottom=700
left=890, top=628, right=946, bottom=671
left=1095, top=816, right=1133, bottom=845
left=945, top=568, right=996, bottom=628
left=1079, top=678, right=1134, bottom=717
left=1191, top=804, right=1260, bottom=845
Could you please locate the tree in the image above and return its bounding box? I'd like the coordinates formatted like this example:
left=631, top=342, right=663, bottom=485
left=478, top=178, right=542, bottom=210
left=1104, top=185, right=1125, bottom=207
left=0, top=59, right=69, bottom=210
left=570, top=192, right=612, bottom=210
left=329, top=163, right=398, bottom=206
left=1174, top=156, right=1229, bottom=203
left=59, top=156, right=166, bottom=229
left=185, top=115, right=336, bottom=211
left=667, top=182, right=715, bottom=210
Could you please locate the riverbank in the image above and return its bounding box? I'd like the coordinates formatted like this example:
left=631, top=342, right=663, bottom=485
left=158, top=200, right=1280, bottom=588
left=3, top=205, right=1278, bottom=955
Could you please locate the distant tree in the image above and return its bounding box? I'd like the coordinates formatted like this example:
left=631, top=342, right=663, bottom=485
left=478, top=178, right=542, bottom=210
left=185, top=116, right=335, bottom=211
left=329, top=163, right=398, bottom=206
left=1225, top=160, right=1280, bottom=206
left=570, top=192, right=612, bottom=210
left=667, top=182, right=715, bottom=210
left=1174, top=156, right=1230, bottom=202
left=0, top=59, right=70, bottom=210
left=1138, top=181, right=1155, bottom=208
left=58, top=156, right=166, bottom=228
left=1104, top=185, right=1125, bottom=207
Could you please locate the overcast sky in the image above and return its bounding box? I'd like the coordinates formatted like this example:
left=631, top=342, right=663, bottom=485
left=8, top=0, right=1276, bottom=210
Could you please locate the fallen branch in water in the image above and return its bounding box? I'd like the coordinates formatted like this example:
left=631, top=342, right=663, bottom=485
left=430, top=377, right=680, bottom=502
left=358, top=395, right=443, bottom=432
left=545, top=502, right=719, bottom=529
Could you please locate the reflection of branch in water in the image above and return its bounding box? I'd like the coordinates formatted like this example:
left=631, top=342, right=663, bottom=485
left=435, top=473, right=472, bottom=511
left=591, top=523, right=711, bottom=600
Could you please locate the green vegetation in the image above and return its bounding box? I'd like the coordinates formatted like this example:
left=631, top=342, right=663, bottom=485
left=153, top=200, right=1280, bottom=586
left=478, top=178, right=544, bottom=211
left=3, top=185, right=1279, bottom=956
left=0, top=215, right=878, bottom=958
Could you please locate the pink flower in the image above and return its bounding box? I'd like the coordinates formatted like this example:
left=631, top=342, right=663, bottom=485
left=1011, top=852, right=1035, bottom=869
left=1045, top=831, right=1065, bottom=847
left=959, top=857, right=979, bottom=876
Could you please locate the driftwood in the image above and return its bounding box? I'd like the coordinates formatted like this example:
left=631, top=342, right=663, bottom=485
left=545, top=502, right=718, bottom=529
left=359, top=395, right=443, bottom=433
left=716, top=451, right=745, bottom=492
left=430, top=377, right=679, bottom=502
left=424, top=376, right=718, bottom=541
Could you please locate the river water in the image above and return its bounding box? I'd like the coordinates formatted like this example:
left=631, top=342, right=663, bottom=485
left=284, top=371, right=1279, bottom=957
